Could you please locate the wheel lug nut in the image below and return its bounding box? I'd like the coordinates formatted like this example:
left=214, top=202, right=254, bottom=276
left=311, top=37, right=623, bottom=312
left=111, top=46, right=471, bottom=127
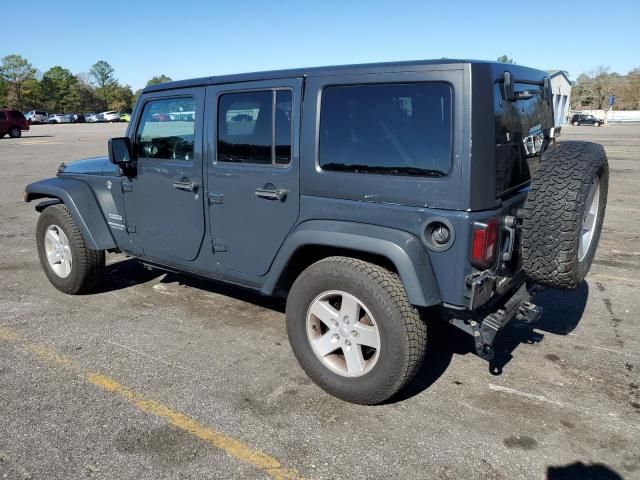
left=333, top=334, right=340, bottom=341
left=351, top=331, right=357, bottom=337
left=343, top=316, right=350, bottom=324
left=331, top=319, right=339, bottom=327
left=345, top=340, right=351, bottom=346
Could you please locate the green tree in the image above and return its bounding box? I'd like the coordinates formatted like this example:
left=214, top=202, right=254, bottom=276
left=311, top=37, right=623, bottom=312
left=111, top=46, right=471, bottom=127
left=90, top=60, right=117, bottom=106
left=0, top=54, right=37, bottom=110
left=0, top=78, right=9, bottom=107
left=146, top=74, right=172, bottom=86
left=41, top=66, right=78, bottom=112
left=108, top=84, right=135, bottom=112
left=496, top=55, right=516, bottom=64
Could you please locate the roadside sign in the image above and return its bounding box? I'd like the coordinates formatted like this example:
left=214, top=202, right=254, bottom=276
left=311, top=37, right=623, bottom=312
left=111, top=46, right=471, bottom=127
left=609, top=95, right=615, bottom=106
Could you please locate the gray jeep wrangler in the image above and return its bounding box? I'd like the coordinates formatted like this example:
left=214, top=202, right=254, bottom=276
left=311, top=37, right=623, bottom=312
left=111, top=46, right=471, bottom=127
left=25, top=60, right=608, bottom=404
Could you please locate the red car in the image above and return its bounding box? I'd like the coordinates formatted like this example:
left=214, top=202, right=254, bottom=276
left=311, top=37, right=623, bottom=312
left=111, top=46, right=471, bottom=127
left=0, top=109, right=29, bottom=138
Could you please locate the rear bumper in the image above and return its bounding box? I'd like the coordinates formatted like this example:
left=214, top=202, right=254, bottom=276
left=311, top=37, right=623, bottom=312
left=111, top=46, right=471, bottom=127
left=448, top=280, right=542, bottom=360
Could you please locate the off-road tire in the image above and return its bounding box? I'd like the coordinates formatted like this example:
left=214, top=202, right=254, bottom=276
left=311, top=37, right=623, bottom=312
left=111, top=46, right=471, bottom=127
left=36, top=204, right=105, bottom=294
left=522, top=141, right=608, bottom=288
left=286, top=256, right=427, bottom=404
left=8, top=126, right=21, bottom=138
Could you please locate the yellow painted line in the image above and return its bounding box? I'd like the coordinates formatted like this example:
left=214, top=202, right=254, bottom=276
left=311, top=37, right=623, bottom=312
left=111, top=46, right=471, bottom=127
left=589, top=273, right=640, bottom=284
left=0, top=326, right=304, bottom=480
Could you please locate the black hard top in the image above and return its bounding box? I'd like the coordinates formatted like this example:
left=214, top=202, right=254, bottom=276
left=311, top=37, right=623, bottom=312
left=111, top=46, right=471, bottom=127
left=143, top=59, right=542, bottom=93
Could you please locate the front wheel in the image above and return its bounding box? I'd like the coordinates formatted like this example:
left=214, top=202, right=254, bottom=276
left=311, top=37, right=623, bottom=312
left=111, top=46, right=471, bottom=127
left=286, top=257, right=427, bottom=404
left=594, top=122, right=600, bottom=127
left=8, top=126, right=21, bottom=138
left=36, top=204, right=105, bottom=294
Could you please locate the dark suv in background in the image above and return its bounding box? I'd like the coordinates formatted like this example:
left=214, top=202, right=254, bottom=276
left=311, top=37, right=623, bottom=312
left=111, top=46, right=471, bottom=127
left=0, top=108, right=29, bottom=138
left=25, top=60, right=608, bottom=404
left=571, top=113, right=603, bottom=126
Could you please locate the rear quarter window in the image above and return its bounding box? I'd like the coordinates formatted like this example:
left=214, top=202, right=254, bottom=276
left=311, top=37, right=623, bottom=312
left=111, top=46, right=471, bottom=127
left=318, top=83, right=452, bottom=177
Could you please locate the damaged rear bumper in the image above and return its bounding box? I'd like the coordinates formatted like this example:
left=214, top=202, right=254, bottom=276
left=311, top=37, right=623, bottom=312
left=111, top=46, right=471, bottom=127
left=449, top=281, right=542, bottom=360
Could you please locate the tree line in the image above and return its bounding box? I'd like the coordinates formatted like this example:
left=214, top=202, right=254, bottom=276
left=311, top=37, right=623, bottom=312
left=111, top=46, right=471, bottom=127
left=571, top=66, right=640, bottom=110
left=0, top=54, right=173, bottom=113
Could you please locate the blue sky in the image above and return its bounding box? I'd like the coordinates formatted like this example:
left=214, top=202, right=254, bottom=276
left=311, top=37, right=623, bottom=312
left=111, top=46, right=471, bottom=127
left=4, top=0, right=639, bottom=90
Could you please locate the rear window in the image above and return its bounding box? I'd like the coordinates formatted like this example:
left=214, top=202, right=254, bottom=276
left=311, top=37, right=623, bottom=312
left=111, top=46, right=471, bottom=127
left=36, top=111, right=47, bottom=115
left=494, top=81, right=554, bottom=196
left=319, top=83, right=452, bottom=177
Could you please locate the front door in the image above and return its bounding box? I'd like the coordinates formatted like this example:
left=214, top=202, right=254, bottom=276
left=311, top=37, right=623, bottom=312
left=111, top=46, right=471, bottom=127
left=206, top=79, right=301, bottom=276
left=123, top=89, right=205, bottom=262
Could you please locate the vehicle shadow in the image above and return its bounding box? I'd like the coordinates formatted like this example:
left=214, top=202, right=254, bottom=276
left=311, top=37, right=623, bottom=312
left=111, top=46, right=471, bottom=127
left=488, top=281, right=589, bottom=375
left=391, top=281, right=589, bottom=402
left=11, top=135, right=55, bottom=139
left=546, top=461, right=623, bottom=479
left=94, top=257, right=286, bottom=313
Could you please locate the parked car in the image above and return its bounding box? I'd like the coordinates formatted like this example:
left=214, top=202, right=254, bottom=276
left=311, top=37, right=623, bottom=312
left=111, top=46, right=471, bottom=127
left=25, top=60, right=609, bottom=405
left=100, top=111, right=121, bottom=122
left=570, top=114, right=603, bottom=126
left=48, top=113, right=72, bottom=124
left=84, top=113, right=99, bottom=123
left=72, top=113, right=86, bottom=123
left=120, top=113, right=131, bottom=122
left=0, top=108, right=29, bottom=138
left=24, top=110, right=49, bottom=124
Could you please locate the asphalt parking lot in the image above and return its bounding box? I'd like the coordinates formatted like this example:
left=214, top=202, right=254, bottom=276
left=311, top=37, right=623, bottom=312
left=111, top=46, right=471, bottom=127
left=0, top=123, right=639, bottom=479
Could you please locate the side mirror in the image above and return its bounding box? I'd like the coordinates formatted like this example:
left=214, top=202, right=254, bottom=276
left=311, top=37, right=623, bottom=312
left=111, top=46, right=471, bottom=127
left=108, top=137, right=132, bottom=165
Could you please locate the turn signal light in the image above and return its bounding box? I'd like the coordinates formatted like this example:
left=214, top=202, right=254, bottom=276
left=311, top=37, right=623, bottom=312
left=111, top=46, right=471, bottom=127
left=471, top=219, right=498, bottom=269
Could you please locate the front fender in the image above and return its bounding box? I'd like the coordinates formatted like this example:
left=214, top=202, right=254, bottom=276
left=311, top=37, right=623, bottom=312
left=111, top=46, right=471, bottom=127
left=25, top=177, right=116, bottom=250
left=263, top=220, right=441, bottom=307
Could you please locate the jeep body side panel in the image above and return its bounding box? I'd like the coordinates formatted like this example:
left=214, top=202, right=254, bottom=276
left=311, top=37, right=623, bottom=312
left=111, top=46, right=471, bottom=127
left=301, top=65, right=467, bottom=210
left=262, top=220, right=441, bottom=307
left=25, top=177, right=117, bottom=250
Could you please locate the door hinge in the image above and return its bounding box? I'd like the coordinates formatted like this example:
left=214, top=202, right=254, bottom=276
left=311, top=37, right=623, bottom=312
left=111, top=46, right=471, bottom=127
left=122, top=182, right=133, bottom=192
left=207, top=192, right=223, bottom=205
left=212, top=239, right=226, bottom=252
left=126, top=224, right=136, bottom=233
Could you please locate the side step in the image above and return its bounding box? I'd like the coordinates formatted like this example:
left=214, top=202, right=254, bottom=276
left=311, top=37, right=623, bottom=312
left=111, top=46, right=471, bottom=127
left=449, top=283, right=542, bottom=360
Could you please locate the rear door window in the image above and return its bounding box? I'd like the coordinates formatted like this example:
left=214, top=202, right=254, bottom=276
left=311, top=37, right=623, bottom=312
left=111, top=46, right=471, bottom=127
left=318, top=83, right=452, bottom=177
left=217, top=89, right=292, bottom=165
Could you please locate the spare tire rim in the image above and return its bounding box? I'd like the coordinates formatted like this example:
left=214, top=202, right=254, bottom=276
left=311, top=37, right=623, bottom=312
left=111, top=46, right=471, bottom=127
left=306, top=290, right=380, bottom=377
left=44, top=225, right=72, bottom=278
left=578, top=176, right=600, bottom=262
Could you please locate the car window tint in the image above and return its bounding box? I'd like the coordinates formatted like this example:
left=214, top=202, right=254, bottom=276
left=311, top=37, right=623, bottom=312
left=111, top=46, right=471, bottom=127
left=319, top=83, right=452, bottom=177
left=275, top=90, right=292, bottom=165
left=135, top=98, right=196, bottom=161
left=9, top=111, right=23, bottom=119
left=0, top=112, right=6, bottom=120
left=218, top=91, right=273, bottom=164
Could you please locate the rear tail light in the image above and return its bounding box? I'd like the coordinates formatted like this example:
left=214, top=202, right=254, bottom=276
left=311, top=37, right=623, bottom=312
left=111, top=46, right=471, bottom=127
left=471, top=218, right=498, bottom=269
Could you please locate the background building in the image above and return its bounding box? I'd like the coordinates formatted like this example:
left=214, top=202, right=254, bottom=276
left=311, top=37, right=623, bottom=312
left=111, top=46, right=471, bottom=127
left=547, top=70, right=572, bottom=126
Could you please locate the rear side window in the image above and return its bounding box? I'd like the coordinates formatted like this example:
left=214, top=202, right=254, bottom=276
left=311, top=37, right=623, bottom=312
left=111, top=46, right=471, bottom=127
left=0, top=112, right=6, bottom=120
left=217, top=89, right=292, bottom=165
left=9, top=111, right=24, bottom=119
left=319, top=83, right=452, bottom=177
left=135, top=98, right=196, bottom=161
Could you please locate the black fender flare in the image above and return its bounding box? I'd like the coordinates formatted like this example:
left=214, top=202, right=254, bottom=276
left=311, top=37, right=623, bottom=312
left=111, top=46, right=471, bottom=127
left=262, top=220, right=441, bottom=307
left=25, top=177, right=116, bottom=250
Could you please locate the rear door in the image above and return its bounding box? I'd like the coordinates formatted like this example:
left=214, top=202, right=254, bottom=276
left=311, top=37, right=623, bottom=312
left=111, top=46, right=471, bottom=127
left=205, top=79, right=301, bottom=276
left=122, top=88, right=206, bottom=261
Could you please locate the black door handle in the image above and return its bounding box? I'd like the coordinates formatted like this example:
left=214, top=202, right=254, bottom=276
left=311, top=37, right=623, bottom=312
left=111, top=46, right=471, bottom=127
left=173, top=180, right=198, bottom=192
left=255, top=187, right=288, bottom=200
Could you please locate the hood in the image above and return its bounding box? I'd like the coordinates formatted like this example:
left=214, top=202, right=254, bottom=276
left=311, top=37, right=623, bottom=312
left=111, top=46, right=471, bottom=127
left=59, top=156, right=117, bottom=176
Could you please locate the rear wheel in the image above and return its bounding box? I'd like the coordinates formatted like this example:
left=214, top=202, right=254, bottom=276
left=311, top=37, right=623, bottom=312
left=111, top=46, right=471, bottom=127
left=36, top=204, right=105, bottom=294
left=594, top=122, right=600, bottom=127
left=286, top=257, right=427, bottom=404
left=573, top=121, right=579, bottom=126
left=8, top=126, right=21, bottom=138
left=522, top=141, right=608, bottom=288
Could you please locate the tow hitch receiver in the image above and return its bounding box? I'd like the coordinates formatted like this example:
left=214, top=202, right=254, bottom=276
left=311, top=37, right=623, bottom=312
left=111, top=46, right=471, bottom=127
left=449, top=283, right=542, bottom=360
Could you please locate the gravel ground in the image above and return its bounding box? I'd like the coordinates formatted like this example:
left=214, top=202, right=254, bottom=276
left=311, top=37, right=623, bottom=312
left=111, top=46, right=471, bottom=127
left=0, top=123, right=638, bottom=479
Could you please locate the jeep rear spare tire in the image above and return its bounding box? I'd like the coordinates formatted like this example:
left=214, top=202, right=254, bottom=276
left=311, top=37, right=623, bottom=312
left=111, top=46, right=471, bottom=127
left=522, top=141, right=608, bottom=288
left=286, top=257, right=427, bottom=404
